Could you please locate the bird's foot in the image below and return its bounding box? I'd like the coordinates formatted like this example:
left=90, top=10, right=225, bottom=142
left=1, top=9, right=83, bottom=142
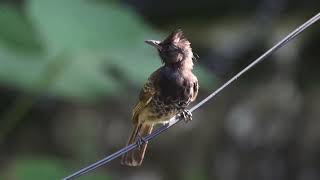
left=179, top=109, right=192, bottom=123
left=136, top=134, right=147, bottom=149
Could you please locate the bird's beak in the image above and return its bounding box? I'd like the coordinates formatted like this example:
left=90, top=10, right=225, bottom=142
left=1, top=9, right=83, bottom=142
left=145, top=40, right=161, bottom=49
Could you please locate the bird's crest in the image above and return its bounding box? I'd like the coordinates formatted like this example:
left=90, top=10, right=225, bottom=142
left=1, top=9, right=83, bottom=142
left=163, top=29, right=190, bottom=46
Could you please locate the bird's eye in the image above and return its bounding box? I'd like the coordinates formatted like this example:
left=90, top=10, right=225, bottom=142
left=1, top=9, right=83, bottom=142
left=170, top=45, right=179, bottom=51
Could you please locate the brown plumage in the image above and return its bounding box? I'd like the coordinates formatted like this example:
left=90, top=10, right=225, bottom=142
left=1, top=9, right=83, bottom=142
left=121, top=29, right=199, bottom=166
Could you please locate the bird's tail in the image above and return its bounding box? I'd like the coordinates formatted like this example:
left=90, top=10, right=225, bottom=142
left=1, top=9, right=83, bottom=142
left=121, top=123, right=153, bottom=166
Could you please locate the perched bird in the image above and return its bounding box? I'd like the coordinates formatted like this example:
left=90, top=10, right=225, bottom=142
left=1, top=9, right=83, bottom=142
left=121, top=29, right=199, bottom=166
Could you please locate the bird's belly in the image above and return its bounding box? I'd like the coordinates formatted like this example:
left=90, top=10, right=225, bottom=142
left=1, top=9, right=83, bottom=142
left=138, top=98, right=188, bottom=125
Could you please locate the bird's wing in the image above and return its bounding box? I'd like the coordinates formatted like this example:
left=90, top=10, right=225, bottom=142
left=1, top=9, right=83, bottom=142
left=132, top=79, right=155, bottom=124
left=191, top=79, right=199, bottom=102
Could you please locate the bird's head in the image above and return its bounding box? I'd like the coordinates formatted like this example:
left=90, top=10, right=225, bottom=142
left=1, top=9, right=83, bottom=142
left=145, top=29, right=194, bottom=66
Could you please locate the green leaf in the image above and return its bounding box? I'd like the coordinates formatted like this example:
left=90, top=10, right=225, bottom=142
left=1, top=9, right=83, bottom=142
left=45, top=53, right=121, bottom=100
left=0, top=47, right=44, bottom=91
left=0, top=0, right=215, bottom=101
left=25, top=0, right=161, bottom=100
left=0, top=6, right=42, bottom=53
left=27, top=0, right=156, bottom=54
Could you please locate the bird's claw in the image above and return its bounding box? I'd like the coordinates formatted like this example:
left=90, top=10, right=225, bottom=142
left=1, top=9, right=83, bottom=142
left=179, top=109, right=192, bottom=123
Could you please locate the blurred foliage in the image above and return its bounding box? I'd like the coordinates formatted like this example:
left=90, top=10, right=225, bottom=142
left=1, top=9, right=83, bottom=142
left=0, top=0, right=214, bottom=101
left=1, top=0, right=319, bottom=180
left=3, top=157, right=111, bottom=180
left=184, top=169, right=207, bottom=180
left=0, top=0, right=215, bottom=179
left=0, top=5, right=41, bottom=52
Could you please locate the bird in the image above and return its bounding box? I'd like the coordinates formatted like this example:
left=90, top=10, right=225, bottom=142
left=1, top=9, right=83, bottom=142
left=121, top=29, right=199, bottom=166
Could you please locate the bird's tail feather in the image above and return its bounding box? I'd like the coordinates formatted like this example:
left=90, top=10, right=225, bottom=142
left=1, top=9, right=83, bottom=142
left=121, top=123, right=153, bottom=166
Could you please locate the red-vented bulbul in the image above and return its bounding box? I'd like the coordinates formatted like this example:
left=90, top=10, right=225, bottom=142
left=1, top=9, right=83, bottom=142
left=121, top=29, right=199, bottom=166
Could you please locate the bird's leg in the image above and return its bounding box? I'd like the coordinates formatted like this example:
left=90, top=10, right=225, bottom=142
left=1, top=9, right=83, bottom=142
left=179, top=109, right=192, bottom=123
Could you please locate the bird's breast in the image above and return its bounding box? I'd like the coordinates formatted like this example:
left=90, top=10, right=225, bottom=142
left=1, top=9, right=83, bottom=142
left=154, top=67, right=195, bottom=107
left=157, top=71, right=186, bottom=102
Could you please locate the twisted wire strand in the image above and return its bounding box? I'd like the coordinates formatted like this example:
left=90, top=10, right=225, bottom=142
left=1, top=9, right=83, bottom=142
left=62, top=12, right=320, bottom=180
